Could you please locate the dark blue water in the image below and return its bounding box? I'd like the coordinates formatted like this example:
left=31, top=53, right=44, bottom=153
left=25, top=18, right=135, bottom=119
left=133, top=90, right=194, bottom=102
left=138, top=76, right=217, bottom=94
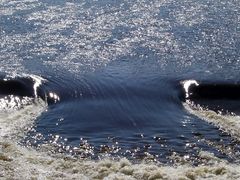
left=0, top=0, right=239, bottom=163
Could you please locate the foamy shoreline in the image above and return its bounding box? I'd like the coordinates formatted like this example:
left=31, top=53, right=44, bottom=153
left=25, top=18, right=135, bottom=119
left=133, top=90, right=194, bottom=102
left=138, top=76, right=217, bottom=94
left=0, top=138, right=239, bottom=179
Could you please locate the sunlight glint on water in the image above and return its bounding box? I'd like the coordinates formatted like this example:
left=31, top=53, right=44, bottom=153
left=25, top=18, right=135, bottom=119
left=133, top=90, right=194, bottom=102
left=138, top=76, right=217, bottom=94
left=0, top=0, right=239, bottom=179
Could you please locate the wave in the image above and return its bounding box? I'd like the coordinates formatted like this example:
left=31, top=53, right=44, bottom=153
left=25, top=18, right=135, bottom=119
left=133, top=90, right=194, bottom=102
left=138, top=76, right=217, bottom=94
left=181, top=80, right=240, bottom=101
left=0, top=74, right=49, bottom=139
left=0, top=74, right=60, bottom=105
left=181, top=80, right=240, bottom=140
left=0, top=77, right=240, bottom=179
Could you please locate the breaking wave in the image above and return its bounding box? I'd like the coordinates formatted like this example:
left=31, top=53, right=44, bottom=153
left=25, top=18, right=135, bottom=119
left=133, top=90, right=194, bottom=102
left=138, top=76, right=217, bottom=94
left=0, top=0, right=240, bottom=178
left=0, top=78, right=240, bottom=179
left=0, top=74, right=46, bottom=138
left=182, top=80, right=240, bottom=141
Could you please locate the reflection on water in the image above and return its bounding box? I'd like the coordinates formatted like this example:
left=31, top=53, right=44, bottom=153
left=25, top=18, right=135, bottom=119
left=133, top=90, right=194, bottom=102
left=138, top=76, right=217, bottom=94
left=0, top=0, right=240, bottom=178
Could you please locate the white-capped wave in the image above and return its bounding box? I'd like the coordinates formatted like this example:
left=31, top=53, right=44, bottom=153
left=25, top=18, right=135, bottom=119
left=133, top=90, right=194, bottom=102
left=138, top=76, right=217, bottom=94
left=0, top=74, right=47, bottom=138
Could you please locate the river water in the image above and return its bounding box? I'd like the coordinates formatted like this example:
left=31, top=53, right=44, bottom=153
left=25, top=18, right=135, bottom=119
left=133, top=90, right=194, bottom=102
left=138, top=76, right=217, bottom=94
left=0, top=0, right=239, bottom=179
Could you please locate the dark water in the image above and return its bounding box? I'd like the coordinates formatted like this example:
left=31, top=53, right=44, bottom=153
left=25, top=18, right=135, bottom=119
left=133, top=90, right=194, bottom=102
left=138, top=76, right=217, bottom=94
left=0, top=0, right=239, bottom=163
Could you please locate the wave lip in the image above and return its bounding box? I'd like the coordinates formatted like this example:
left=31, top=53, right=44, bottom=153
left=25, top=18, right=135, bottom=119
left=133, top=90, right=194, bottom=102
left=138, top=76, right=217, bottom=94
left=181, top=80, right=240, bottom=114
left=0, top=74, right=60, bottom=105
left=181, top=80, right=240, bottom=101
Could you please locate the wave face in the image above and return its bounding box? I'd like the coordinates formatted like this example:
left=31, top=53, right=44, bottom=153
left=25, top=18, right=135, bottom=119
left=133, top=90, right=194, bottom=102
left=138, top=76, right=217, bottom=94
left=182, top=80, right=240, bottom=114
left=182, top=80, right=240, bottom=101
left=0, top=0, right=240, bottom=179
left=0, top=78, right=35, bottom=98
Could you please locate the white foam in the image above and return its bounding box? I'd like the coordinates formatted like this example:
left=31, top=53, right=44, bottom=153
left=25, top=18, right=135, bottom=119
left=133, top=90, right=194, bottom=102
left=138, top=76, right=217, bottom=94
left=184, top=102, right=240, bottom=141
left=1, top=0, right=240, bottom=178
left=0, top=142, right=240, bottom=179
left=0, top=98, right=46, bottom=139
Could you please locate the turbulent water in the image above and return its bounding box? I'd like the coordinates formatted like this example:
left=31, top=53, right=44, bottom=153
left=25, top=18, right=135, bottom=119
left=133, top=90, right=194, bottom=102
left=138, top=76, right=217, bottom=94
left=0, top=0, right=240, bottom=179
